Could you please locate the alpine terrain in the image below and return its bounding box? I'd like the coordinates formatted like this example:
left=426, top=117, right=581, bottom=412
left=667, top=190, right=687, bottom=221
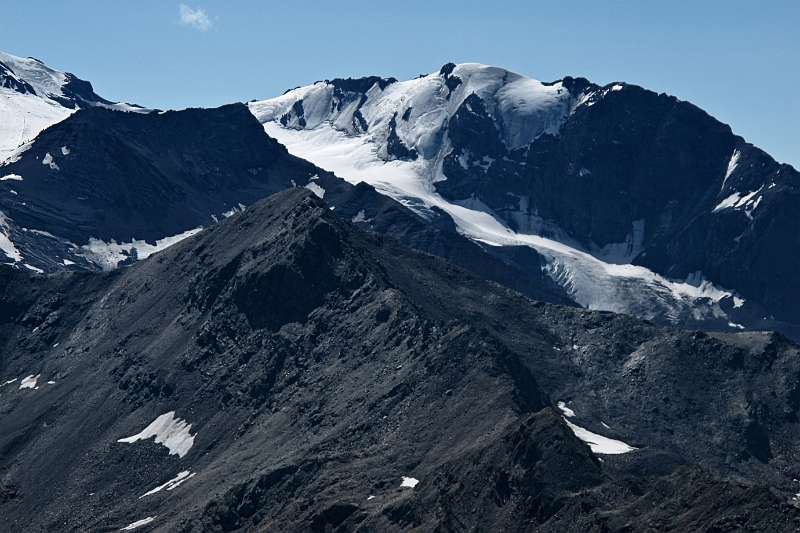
left=1, top=50, right=800, bottom=532
left=2, top=189, right=800, bottom=532
left=250, top=63, right=800, bottom=337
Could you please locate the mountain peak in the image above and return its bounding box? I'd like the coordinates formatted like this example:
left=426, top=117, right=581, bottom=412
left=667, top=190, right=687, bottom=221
left=0, top=50, right=108, bottom=107
left=0, top=50, right=146, bottom=163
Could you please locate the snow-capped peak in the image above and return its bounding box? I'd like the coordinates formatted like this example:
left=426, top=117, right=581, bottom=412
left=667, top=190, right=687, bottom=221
left=0, top=50, right=145, bottom=164
left=250, top=63, right=746, bottom=329
left=0, top=51, right=72, bottom=101
left=250, top=62, right=583, bottom=165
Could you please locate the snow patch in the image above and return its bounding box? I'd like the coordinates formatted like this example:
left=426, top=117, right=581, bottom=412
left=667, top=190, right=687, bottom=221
left=304, top=181, right=325, bottom=199
left=557, top=401, right=576, bottom=418
left=139, top=470, right=196, bottom=498
left=24, top=263, right=44, bottom=273
left=563, top=418, right=637, bottom=455
left=120, top=517, right=156, bottom=531
left=400, top=476, right=419, bottom=488
left=0, top=173, right=22, bottom=181
left=0, top=211, right=22, bottom=262
left=19, top=374, right=40, bottom=389
left=713, top=186, right=763, bottom=218
left=117, top=411, right=196, bottom=458
left=80, top=227, right=202, bottom=270
left=41, top=151, right=59, bottom=170
left=722, top=149, right=740, bottom=191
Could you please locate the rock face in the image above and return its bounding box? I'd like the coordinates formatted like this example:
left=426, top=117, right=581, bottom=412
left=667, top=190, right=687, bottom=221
left=0, top=104, right=321, bottom=270
left=440, top=82, right=800, bottom=328
left=250, top=63, right=800, bottom=337
left=1, top=189, right=799, bottom=531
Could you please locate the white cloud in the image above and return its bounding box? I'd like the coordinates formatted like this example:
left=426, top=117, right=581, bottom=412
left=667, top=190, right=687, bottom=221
left=179, top=4, right=213, bottom=31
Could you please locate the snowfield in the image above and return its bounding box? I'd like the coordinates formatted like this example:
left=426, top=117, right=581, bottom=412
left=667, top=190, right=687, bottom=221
left=0, top=85, right=72, bottom=163
left=254, top=104, right=742, bottom=324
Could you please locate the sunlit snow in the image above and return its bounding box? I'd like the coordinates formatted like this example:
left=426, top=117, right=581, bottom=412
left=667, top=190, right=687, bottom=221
left=258, top=121, right=740, bottom=323
left=400, top=476, right=420, bottom=488
left=0, top=211, right=22, bottom=262
left=304, top=181, right=325, bottom=198
left=0, top=90, right=72, bottom=163
left=557, top=401, right=576, bottom=418
left=139, top=470, right=196, bottom=498
left=120, top=516, right=156, bottom=531
left=250, top=64, right=748, bottom=325
left=19, top=374, right=40, bottom=389
left=713, top=186, right=763, bottom=218
left=722, top=149, right=740, bottom=191
left=556, top=400, right=635, bottom=454
left=41, top=151, right=59, bottom=170
left=117, top=411, right=196, bottom=458
left=563, top=419, right=637, bottom=455
left=80, top=227, right=202, bottom=270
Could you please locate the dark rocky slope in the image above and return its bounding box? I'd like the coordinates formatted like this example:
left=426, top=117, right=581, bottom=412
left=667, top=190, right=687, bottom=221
left=1, top=189, right=799, bottom=531
left=0, top=104, right=318, bottom=246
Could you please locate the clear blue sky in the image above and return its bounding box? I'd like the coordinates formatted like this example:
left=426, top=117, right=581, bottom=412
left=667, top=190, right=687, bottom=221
left=3, top=0, right=798, bottom=167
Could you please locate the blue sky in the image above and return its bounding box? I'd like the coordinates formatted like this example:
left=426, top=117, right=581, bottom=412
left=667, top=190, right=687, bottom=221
left=3, top=1, right=798, bottom=167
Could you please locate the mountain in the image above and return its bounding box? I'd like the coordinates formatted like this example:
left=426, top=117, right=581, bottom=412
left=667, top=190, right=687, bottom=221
left=249, top=63, right=800, bottom=336
left=4, top=56, right=798, bottom=336
left=0, top=104, right=321, bottom=271
left=2, top=188, right=799, bottom=531
left=0, top=51, right=143, bottom=164
left=0, top=100, right=568, bottom=305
